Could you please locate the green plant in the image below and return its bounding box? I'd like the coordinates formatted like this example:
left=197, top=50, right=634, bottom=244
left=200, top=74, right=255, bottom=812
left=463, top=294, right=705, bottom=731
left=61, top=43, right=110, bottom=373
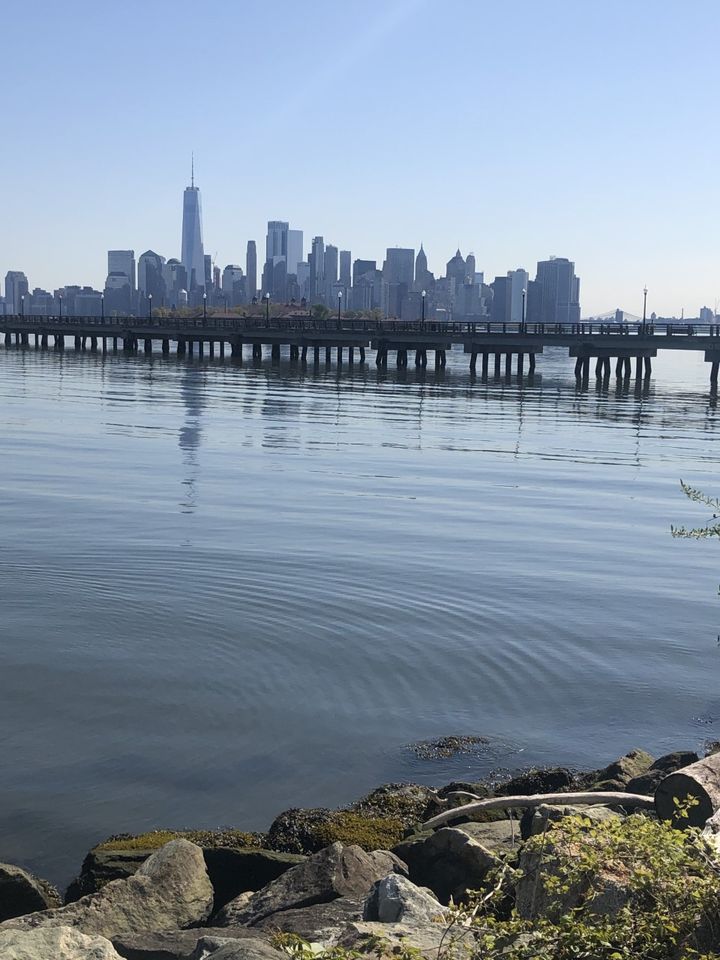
left=672, top=482, right=720, bottom=539
left=443, top=813, right=720, bottom=959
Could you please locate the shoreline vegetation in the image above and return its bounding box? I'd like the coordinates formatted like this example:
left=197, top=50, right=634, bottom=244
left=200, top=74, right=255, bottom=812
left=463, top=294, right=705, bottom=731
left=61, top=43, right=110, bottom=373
left=4, top=742, right=720, bottom=958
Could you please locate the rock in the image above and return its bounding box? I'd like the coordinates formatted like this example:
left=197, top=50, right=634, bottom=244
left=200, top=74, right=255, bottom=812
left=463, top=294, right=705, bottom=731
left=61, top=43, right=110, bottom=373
left=515, top=820, right=631, bottom=921
left=216, top=842, right=407, bottom=927
left=112, top=927, right=264, bottom=960
left=520, top=803, right=622, bottom=841
left=253, top=898, right=364, bottom=939
left=337, top=920, right=474, bottom=959
left=579, top=749, right=654, bottom=792
left=393, top=826, right=499, bottom=904
left=67, top=842, right=304, bottom=910
left=626, top=751, right=699, bottom=795
left=0, top=924, right=123, bottom=959
left=190, top=941, right=286, bottom=960
left=495, top=767, right=576, bottom=796
left=266, top=806, right=405, bottom=855
left=364, top=874, right=446, bottom=924
left=350, top=783, right=438, bottom=825
left=0, top=863, right=62, bottom=922
left=1, top=839, right=213, bottom=940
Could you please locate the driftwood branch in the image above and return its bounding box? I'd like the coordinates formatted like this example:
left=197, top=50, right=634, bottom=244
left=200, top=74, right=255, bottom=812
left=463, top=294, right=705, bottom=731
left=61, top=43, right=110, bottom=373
left=422, top=791, right=654, bottom=830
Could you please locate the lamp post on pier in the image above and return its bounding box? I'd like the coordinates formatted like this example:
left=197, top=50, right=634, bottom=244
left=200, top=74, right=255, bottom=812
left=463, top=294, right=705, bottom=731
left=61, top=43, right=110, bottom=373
left=642, top=286, right=648, bottom=335
left=20, top=294, right=25, bottom=318
left=58, top=295, right=62, bottom=320
left=264, top=292, right=270, bottom=324
left=101, top=293, right=104, bottom=321
left=421, top=289, right=426, bottom=326
left=337, top=290, right=343, bottom=330
left=522, top=288, right=527, bottom=332
left=148, top=293, right=152, bottom=321
left=203, top=292, right=207, bottom=323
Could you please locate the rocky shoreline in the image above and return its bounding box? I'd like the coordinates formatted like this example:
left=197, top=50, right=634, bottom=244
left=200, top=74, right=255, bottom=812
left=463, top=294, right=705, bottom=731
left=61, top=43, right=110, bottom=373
left=1, top=744, right=719, bottom=959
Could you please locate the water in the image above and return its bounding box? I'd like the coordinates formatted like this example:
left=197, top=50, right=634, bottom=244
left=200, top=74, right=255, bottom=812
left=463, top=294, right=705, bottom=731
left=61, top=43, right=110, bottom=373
left=0, top=344, right=718, bottom=887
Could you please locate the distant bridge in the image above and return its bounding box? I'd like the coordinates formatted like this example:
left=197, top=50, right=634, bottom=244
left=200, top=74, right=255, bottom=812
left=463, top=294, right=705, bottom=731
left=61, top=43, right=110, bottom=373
left=1, top=313, right=719, bottom=389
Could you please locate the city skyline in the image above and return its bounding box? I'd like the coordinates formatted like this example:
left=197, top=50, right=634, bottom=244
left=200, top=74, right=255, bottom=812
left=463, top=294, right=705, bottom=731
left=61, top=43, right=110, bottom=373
left=3, top=0, right=719, bottom=316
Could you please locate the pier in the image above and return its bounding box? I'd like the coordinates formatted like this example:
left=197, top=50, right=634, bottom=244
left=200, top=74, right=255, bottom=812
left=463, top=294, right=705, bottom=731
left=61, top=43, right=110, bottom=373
left=1, top=314, right=719, bottom=389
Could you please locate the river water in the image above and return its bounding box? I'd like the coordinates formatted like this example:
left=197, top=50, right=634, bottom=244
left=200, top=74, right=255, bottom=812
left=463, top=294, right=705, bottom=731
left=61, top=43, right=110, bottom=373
left=0, top=344, right=718, bottom=886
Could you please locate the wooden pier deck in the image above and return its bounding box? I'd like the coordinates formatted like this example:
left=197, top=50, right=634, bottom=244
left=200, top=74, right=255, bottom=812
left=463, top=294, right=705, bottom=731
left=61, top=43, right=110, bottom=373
left=1, top=314, right=719, bottom=388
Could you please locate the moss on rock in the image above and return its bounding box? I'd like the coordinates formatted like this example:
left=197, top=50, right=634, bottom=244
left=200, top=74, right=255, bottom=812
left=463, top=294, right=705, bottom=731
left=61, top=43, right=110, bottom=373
left=95, top=828, right=266, bottom=853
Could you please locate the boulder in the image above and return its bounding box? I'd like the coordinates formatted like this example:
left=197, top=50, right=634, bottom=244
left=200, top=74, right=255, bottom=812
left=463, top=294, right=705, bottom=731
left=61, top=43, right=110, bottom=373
left=253, top=898, right=364, bottom=939
left=495, top=767, right=576, bottom=796
left=0, top=924, right=123, bottom=959
left=626, top=751, right=698, bottom=795
left=113, top=926, right=264, bottom=960
left=337, top=920, right=475, bottom=959
left=1, top=839, right=213, bottom=940
left=190, top=941, right=286, bottom=960
left=266, top=807, right=405, bottom=855
left=579, top=749, right=654, bottom=792
left=0, top=863, right=62, bottom=922
left=215, top=842, right=407, bottom=927
left=393, top=826, right=499, bottom=904
left=67, top=842, right=303, bottom=910
left=515, top=821, right=631, bottom=921
left=520, top=803, right=621, bottom=841
left=364, top=874, right=446, bottom=924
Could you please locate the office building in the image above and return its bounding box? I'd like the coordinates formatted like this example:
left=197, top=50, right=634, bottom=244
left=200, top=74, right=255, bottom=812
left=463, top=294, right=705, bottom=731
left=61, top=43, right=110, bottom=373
left=181, top=163, right=205, bottom=296
left=246, top=241, right=257, bottom=300
left=531, top=257, right=581, bottom=325
left=107, top=250, right=135, bottom=291
left=339, top=250, right=351, bottom=288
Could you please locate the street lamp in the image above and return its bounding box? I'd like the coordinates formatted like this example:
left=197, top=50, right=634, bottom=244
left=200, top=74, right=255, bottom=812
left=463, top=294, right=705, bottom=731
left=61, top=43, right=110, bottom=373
left=521, top=288, right=527, bottom=330
left=20, top=294, right=25, bottom=318
left=642, top=286, right=648, bottom=334
left=58, top=294, right=63, bottom=319
left=337, top=290, right=343, bottom=329
left=101, top=293, right=105, bottom=321
left=203, top=292, right=207, bottom=322
left=148, top=293, right=152, bottom=320
left=264, top=292, right=270, bottom=324
left=421, top=289, right=426, bottom=325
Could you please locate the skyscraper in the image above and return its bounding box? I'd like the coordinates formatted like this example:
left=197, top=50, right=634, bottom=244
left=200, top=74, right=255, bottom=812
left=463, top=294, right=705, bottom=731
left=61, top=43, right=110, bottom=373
left=532, top=257, right=581, bottom=325
left=137, top=250, right=166, bottom=305
left=266, top=221, right=289, bottom=263
left=339, top=250, right=351, bottom=288
left=310, top=236, right=325, bottom=301
left=507, top=268, right=529, bottom=323
left=286, top=229, right=303, bottom=276
left=107, top=251, right=136, bottom=292
left=324, top=245, right=338, bottom=295
left=181, top=160, right=205, bottom=297
left=246, top=241, right=257, bottom=300
left=4, top=271, right=28, bottom=313
left=383, top=248, right=415, bottom=286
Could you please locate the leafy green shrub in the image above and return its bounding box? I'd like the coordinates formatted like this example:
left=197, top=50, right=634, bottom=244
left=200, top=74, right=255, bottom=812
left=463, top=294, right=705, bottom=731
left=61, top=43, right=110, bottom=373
left=449, top=812, right=720, bottom=959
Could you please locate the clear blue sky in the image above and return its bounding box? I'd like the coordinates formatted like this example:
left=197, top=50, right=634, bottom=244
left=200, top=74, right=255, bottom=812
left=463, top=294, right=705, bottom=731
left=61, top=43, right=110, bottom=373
left=3, top=0, right=718, bottom=316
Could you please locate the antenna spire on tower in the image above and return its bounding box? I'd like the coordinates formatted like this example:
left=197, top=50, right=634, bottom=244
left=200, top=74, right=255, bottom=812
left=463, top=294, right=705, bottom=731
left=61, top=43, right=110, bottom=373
left=191, top=153, right=194, bottom=188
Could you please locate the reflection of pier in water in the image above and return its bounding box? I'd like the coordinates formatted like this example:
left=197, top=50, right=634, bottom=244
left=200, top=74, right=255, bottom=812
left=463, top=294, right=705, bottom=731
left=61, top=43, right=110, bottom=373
left=2, top=314, right=720, bottom=392
left=178, top=366, right=203, bottom=514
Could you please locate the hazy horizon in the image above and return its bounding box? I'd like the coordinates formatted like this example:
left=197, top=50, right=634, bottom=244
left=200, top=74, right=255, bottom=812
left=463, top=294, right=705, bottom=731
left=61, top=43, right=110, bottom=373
left=3, top=0, right=718, bottom=316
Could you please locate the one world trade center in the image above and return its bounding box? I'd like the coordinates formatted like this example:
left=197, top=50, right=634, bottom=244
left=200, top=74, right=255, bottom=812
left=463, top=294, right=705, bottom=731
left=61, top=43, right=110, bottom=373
left=181, top=158, right=205, bottom=300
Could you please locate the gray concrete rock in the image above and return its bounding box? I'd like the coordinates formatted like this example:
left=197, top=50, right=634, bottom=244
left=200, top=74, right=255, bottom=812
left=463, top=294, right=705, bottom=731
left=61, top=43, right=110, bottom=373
left=1, top=839, right=213, bottom=940
left=337, top=920, right=475, bottom=959
left=0, top=924, right=123, bottom=959
left=520, top=803, right=621, bottom=841
left=364, top=874, right=446, bottom=924
left=580, top=749, right=654, bottom=791
left=392, top=826, right=499, bottom=903
left=515, top=831, right=630, bottom=921
left=626, top=751, right=698, bottom=795
left=0, top=862, right=62, bottom=922
left=67, top=844, right=304, bottom=911
left=113, top=926, right=264, bottom=960
left=253, top=897, right=364, bottom=939
left=216, top=842, right=407, bottom=927
left=190, top=941, right=286, bottom=960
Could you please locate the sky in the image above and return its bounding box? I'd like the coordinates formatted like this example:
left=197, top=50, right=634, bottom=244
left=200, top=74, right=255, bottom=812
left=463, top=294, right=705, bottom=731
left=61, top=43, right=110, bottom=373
left=2, top=0, right=718, bottom=317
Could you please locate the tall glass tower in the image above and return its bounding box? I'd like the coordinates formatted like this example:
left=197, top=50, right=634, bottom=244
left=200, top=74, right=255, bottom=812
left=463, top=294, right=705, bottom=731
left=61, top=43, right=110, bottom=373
left=181, top=158, right=205, bottom=296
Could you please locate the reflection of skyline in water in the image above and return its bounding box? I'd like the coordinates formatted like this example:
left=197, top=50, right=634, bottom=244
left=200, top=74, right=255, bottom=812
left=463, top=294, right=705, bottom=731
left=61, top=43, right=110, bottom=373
left=178, top=364, right=203, bottom=514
